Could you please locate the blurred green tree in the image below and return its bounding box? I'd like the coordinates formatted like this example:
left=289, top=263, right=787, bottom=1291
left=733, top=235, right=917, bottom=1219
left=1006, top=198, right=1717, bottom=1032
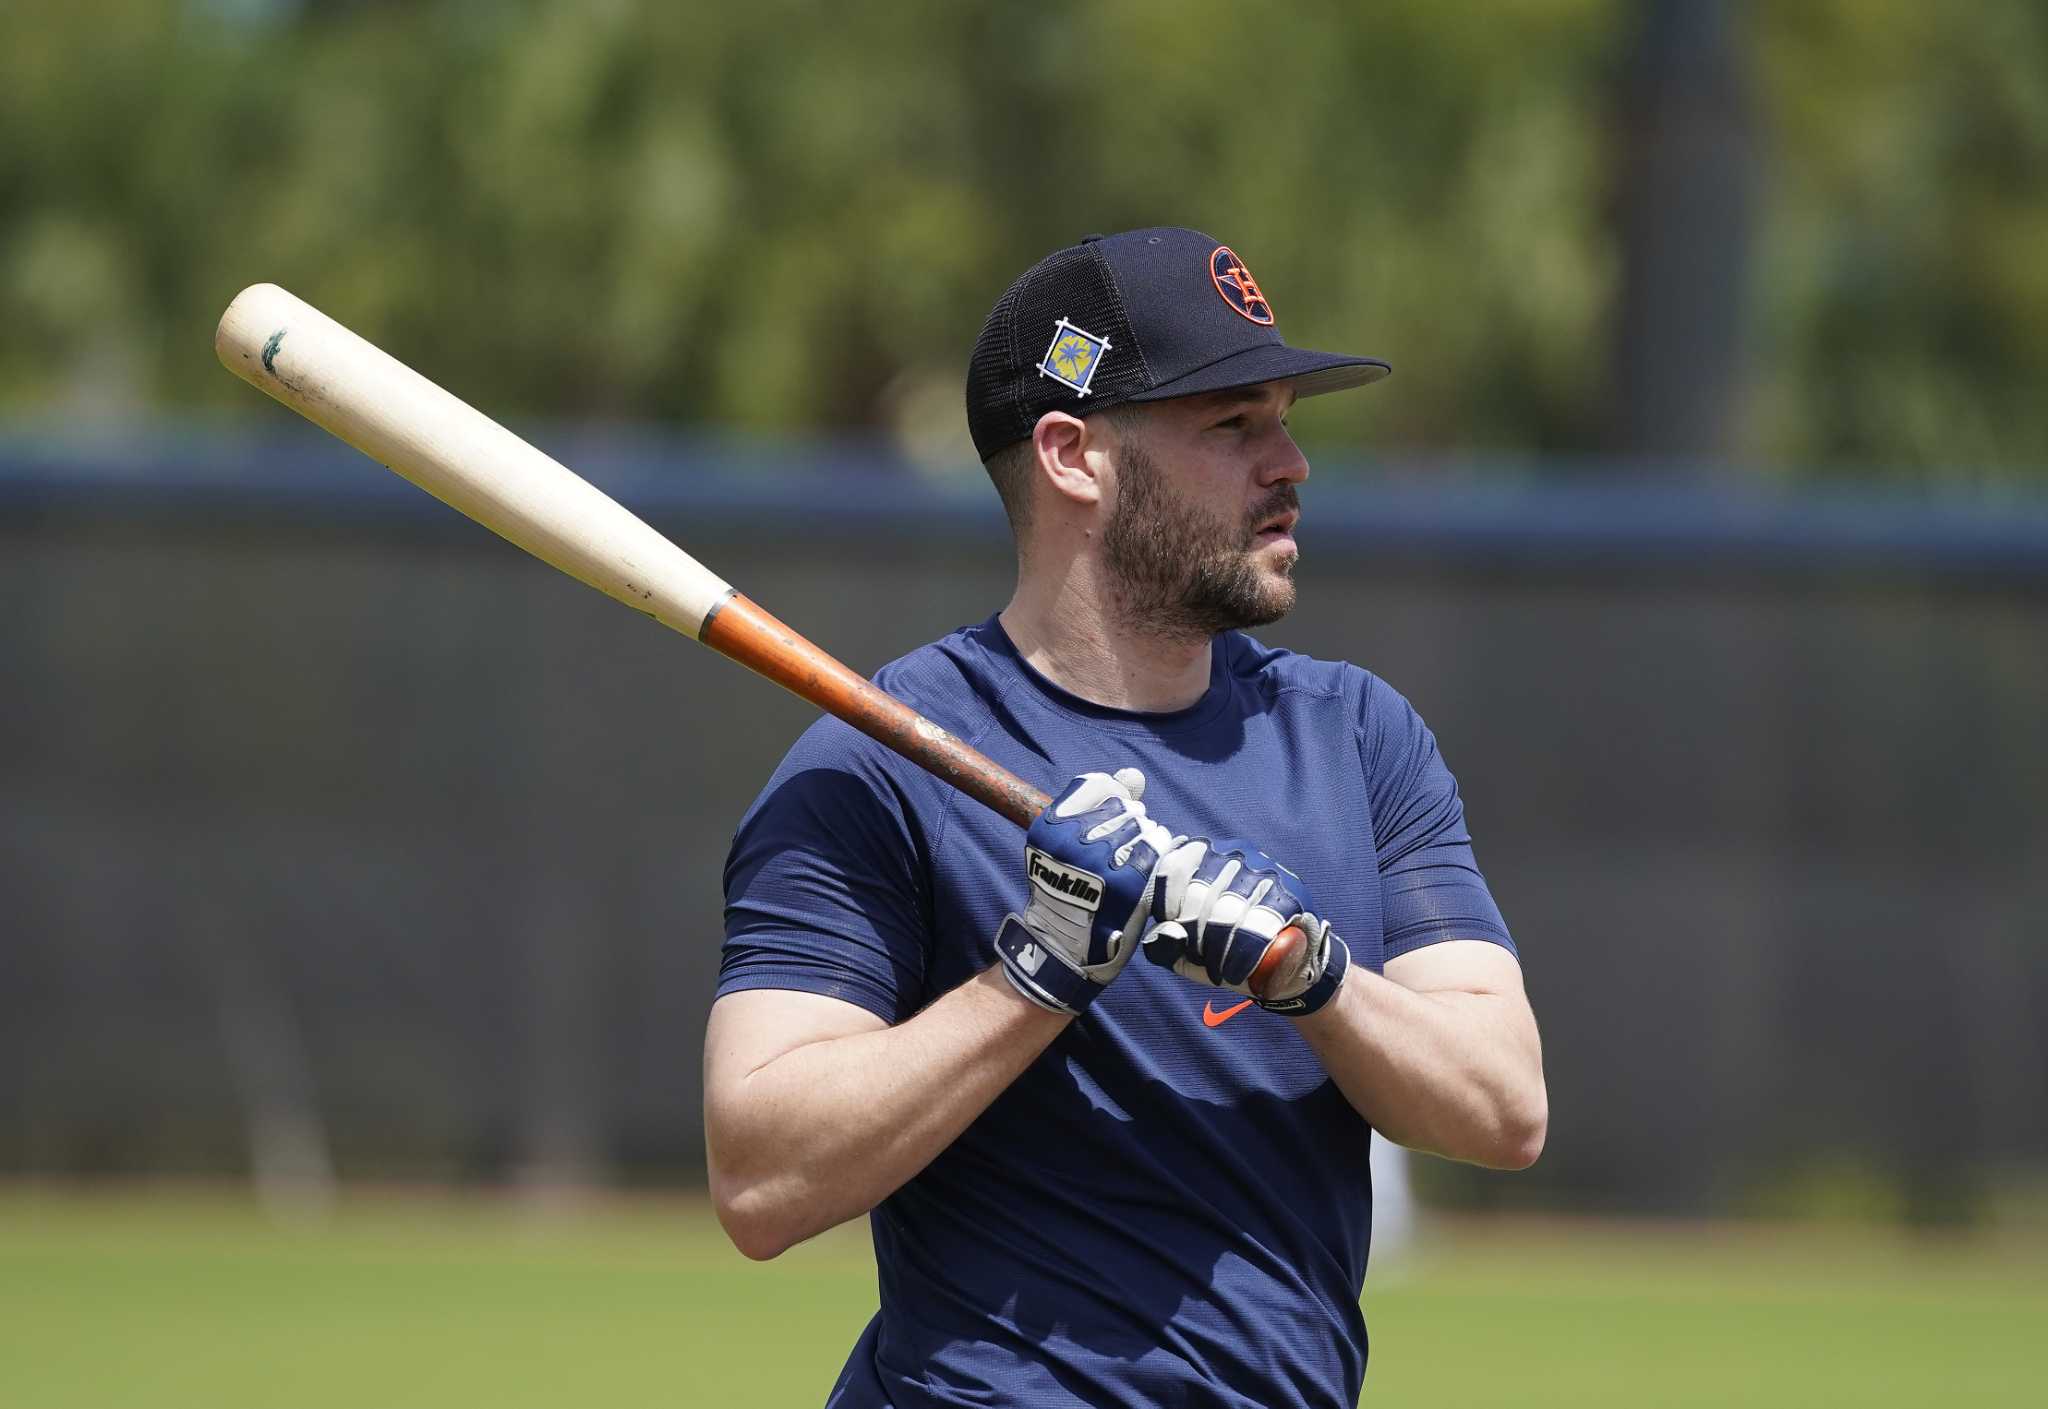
left=1751, top=0, right=2048, bottom=481
left=1, top=0, right=2043, bottom=479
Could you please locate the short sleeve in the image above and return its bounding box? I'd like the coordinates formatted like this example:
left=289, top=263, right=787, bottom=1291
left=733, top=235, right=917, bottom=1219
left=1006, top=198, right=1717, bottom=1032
left=720, top=721, right=936, bottom=1024
left=1358, top=674, right=1517, bottom=962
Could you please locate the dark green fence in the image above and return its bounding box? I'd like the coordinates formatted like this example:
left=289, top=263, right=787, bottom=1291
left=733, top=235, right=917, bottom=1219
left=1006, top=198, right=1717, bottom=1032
left=4, top=432, right=2043, bottom=1218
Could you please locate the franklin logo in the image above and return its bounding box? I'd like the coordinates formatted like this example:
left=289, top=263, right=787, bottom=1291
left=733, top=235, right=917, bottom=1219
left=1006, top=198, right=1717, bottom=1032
left=1037, top=317, right=1111, bottom=397
left=1027, top=849, right=1104, bottom=911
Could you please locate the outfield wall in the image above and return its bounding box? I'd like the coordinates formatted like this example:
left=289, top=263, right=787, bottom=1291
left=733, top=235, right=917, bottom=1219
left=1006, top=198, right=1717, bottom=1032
left=3, top=430, right=2044, bottom=1217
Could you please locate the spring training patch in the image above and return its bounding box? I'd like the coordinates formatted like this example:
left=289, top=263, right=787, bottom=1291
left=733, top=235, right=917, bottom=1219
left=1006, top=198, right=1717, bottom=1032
left=1027, top=848, right=1104, bottom=911
left=1038, top=318, right=1111, bottom=397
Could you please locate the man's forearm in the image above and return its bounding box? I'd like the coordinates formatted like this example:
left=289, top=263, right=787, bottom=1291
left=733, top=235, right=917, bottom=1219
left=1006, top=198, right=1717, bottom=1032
left=704, top=967, right=1068, bottom=1259
left=1295, top=960, right=1546, bottom=1170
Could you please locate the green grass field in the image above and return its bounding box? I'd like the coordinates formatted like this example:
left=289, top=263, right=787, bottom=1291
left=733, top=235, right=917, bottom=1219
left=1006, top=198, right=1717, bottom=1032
left=3, top=1191, right=2041, bottom=1406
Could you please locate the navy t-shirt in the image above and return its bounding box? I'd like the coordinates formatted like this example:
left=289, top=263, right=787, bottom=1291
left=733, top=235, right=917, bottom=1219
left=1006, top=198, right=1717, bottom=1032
left=720, top=616, right=1515, bottom=1409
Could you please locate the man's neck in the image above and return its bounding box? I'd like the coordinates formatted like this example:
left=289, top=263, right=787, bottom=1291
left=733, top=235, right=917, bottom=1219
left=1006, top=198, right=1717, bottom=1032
left=1000, top=564, right=1213, bottom=713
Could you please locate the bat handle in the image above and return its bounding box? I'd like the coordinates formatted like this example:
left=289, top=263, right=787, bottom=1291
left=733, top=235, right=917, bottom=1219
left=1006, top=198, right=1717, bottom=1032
left=1246, top=927, right=1306, bottom=1003
left=699, top=592, right=1052, bottom=824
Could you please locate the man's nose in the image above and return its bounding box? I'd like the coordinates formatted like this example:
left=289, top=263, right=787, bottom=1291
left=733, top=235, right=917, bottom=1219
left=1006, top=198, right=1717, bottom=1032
left=1260, top=428, right=1310, bottom=486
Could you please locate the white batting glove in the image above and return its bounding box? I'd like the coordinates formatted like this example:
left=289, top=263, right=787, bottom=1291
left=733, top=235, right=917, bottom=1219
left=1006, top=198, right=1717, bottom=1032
left=993, top=769, right=1183, bottom=1016
left=1143, top=839, right=1350, bottom=1015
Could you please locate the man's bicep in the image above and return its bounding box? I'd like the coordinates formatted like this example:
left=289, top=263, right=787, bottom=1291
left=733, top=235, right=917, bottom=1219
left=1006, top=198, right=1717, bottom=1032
left=721, top=737, right=936, bottom=1024
left=1382, top=938, right=1526, bottom=999
left=1382, top=940, right=1539, bottom=1058
left=704, top=988, right=888, bottom=1096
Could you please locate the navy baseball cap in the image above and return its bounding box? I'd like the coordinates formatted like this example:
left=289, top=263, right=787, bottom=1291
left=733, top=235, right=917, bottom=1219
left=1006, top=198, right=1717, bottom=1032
left=965, top=227, right=1391, bottom=461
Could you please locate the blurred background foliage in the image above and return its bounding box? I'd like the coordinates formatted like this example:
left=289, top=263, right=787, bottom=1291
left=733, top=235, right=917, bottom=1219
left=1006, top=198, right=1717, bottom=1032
left=3, top=0, right=2045, bottom=480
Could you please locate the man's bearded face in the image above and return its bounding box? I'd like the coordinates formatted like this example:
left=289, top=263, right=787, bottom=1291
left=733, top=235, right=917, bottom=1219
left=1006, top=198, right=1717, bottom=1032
left=1101, top=433, right=1300, bottom=639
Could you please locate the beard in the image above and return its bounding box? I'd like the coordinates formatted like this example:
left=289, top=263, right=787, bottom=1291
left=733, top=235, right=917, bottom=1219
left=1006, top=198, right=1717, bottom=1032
left=1100, top=436, right=1300, bottom=640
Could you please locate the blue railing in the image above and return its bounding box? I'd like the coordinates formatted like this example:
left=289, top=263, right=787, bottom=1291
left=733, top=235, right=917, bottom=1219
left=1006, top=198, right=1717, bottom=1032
left=6, top=425, right=2047, bottom=582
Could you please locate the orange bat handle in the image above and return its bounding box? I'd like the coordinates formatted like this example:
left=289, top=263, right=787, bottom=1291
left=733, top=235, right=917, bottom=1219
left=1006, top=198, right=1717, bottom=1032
left=699, top=591, right=1304, bottom=1000
left=701, top=592, right=1051, bottom=825
left=1246, top=929, right=1307, bottom=1000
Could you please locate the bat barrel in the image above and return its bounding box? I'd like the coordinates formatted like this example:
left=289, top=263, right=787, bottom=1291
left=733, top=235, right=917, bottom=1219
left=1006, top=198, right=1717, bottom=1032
left=215, top=283, right=734, bottom=639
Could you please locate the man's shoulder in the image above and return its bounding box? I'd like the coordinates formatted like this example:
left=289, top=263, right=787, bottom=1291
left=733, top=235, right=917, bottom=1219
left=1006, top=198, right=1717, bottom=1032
left=869, top=619, right=1011, bottom=732
left=1219, top=630, right=1379, bottom=706
left=1217, top=631, right=1433, bottom=747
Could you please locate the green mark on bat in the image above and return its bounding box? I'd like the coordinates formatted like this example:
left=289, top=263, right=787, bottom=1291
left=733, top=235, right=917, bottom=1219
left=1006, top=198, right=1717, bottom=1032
left=261, top=329, right=286, bottom=375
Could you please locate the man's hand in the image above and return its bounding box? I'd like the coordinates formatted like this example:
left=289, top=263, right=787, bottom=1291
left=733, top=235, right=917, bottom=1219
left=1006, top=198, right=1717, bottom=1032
left=994, top=769, right=1181, bottom=1016
left=1144, top=840, right=1350, bottom=1016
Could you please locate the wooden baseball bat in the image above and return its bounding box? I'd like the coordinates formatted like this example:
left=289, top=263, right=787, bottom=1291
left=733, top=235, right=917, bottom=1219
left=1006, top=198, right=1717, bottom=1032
left=214, top=283, right=1301, bottom=996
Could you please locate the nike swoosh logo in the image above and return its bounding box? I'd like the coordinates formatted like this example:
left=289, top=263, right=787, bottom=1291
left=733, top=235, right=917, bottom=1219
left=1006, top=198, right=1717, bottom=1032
left=1202, top=998, right=1255, bottom=1028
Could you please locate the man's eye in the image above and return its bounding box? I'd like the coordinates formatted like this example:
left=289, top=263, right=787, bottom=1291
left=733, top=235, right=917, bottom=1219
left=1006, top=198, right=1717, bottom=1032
left=1214, top=415, right=1248, bottom=431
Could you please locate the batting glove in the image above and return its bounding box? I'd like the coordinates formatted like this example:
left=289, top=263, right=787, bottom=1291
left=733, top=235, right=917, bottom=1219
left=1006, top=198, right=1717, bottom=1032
left=1143, top=840, right=1351, bottom=1016
left=994, top=769, right=1182, bottom=1016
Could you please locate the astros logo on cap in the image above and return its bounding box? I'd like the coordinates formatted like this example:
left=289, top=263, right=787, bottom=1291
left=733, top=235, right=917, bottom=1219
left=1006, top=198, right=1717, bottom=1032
left=1038, top=317, right=1111, bottom=396
left=1210, top=246, right=1274, bottom=325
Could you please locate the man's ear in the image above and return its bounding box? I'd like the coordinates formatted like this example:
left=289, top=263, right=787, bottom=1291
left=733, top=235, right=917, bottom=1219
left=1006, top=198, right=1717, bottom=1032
left=1031, top=411, right=1107, bottom=508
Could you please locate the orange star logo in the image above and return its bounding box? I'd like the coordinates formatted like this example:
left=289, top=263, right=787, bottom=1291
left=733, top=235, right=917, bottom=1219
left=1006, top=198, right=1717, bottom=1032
left=1209, top=246, right=1275, bottom=325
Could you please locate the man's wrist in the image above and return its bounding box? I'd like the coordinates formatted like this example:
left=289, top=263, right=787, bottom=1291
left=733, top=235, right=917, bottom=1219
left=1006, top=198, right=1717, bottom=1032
left=1260, top=935, right=1351, bottom=1017
left=969, top=960, right=1080, bottom=1030
left=993, top=913, right=1103, bottom=1016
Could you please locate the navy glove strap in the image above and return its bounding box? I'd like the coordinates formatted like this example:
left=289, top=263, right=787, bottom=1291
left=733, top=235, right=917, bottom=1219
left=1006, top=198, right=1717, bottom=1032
left=994, top=913, right=1103, bottom=1015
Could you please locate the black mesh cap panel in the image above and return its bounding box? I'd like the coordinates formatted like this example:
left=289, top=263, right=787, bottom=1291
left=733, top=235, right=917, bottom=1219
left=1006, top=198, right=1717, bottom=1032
left=965, top=244, right=1148, bottom=462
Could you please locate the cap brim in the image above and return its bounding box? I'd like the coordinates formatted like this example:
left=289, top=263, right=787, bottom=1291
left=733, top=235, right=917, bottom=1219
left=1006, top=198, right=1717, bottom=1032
left=1126, top=343, right=1391, bottom=404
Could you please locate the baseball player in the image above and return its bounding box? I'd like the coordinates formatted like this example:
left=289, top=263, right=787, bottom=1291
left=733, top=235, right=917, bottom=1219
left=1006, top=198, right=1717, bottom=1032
left=705, top=228, right=1545, bottom=1408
